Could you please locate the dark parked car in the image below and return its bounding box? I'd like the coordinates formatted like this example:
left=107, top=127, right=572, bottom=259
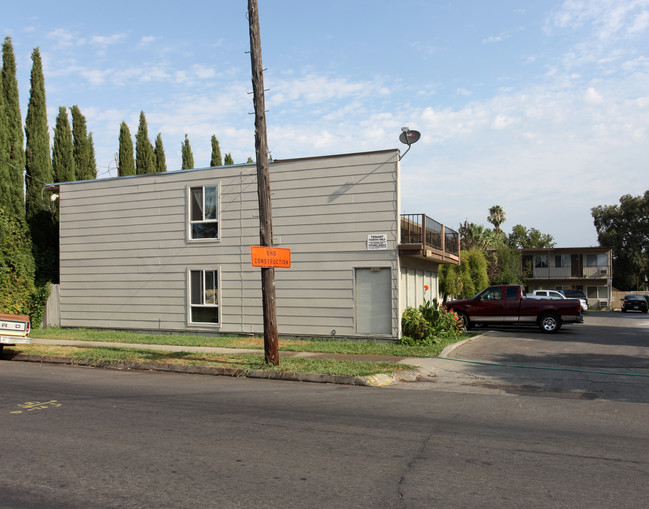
left=621, top=294, right=648, bottom=313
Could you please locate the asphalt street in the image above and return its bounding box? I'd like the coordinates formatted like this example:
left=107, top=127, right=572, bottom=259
left=2, top=361, right=648, bottom=508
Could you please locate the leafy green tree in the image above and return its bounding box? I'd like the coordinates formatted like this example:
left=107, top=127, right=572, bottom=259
left=210, top=135, right=222, bottom=166
left=154, top=133, right=166, bottom=172
left=0, top=206, right=50, bottom=325
left=135, top=111, right=155, bottom=174
left=247, top=157, right=254, bottom=163
left=53, top=107, right=75, bottom=183
left=224, top=153, right=234, bottom=165
left=440, top=248, right=489, bottom=300
left=459, top=221, right=497, bottom=250
left=487, top=245, right=525, bottom=285
left=181, top=134, right=194, bottom=169
left=71, top=105, right=95, bottom=180
left=25, top=48, right=57, bottom=284
left=118, top=122, right=135, bottom=176
left=1, top=37, right=25, bottom=220
left=592, top=191, right=649, bottom=290
left=507, top=224, right=555, bottom=249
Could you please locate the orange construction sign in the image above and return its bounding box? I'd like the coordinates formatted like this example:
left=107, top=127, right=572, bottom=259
left=250, top=246, right=291, bottom=268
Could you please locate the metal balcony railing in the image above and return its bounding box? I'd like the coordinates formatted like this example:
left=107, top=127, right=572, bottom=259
left=400, top=214, right=459, bottom=261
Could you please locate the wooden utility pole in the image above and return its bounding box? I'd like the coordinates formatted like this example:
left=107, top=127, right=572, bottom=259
left=248, top=0, right=279, bottom=365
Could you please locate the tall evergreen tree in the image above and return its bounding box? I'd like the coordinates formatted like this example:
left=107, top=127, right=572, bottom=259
left=25, top=47, right=56, bottom=283
left=210, top=135, right=222, bottom=166
left=154, top=133, right=166, bottom=172
left=135, top=111, right=155, bottom=174
left=70, top=105, right=95, bottom=180
left=224, top=153, right=234, bottom=165
left=52, top=107, right=75, bottom=183
left=88, top=132, right=97, bottom=178
left=0, top=54, right=8, bottom=216
left=181, top=134, right=194, bottom=170
left=1, top=37, right=26, bottom=220
left=118, top=122, right=135, bottom=176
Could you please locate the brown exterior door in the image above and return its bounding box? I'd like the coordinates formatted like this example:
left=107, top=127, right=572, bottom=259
left=571, top=254, right=580, bottom=278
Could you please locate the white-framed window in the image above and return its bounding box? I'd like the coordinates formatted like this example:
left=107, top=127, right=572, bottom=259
left=586, top=253, right=608, bottom=267
left=534, top=255, right=548, bottom=268
left=189, top=185, right=218, bottom=239
left=586, top=286, right=609, bottom=299
left=189, top=269, right=219, bottom=324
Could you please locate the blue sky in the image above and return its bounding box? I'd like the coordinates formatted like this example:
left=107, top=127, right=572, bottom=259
left=3, top=1, right=649, bottom=246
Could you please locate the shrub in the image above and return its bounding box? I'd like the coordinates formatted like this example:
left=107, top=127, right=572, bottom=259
left=400, top=298, right=463, bottom=346
left=401, top=306, right=434, bottom=344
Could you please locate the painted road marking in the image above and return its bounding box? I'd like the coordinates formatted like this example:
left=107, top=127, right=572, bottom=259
left=11, top=400, right=62, bottom=414
left=363, top=374, right=398, bottom=387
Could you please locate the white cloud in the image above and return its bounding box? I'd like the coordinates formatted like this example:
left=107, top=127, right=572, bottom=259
left=192, top=64, right=216, bottom=80
left=584, top=86, right=603, bottom=103
left=482, top=32, right=510, bottom=44
left=46, top=28, right=83, bottom=48
left=90, top=33, right=127, bottom=47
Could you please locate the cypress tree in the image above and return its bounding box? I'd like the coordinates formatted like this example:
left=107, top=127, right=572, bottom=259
left=1, top=37, right=25, bottom=220
left=181, top=134, right=194, bottom=170
left=210, top=135, right=222, bottom=166
left=25, top=47, right=56, bottom=283
left=53, top=107, right=75, bottom=183
left=118, top=122, right=135, bottom=176
left=71, top=105, right=94, bottom=180
left=154, top=133, right=166, bottom=172
left=224, top=153, right=234, bottom=165
left=87, top=132, right=97, bottom=179
left=135, top=111, right=155, bottom=174
left=0, top=57, right=8, bottom=216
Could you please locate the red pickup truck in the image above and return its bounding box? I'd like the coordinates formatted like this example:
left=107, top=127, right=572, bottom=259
left=444, top=285, right=584, bottom=333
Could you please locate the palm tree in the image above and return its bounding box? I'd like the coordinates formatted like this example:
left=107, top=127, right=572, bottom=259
left=488, top=205, right=506, bottom=233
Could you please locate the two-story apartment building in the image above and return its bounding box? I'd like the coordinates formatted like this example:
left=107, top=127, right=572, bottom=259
left=48, top=149, right=459, bottom=340
left=521, top=247, right=613, bottom=308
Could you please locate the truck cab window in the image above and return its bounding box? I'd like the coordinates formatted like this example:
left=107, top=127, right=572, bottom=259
left=481, top=288, right=502, bottom=301
left=506, top=287, right=519, bottom=300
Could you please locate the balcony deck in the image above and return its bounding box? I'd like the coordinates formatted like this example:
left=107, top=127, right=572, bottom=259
left=399, top=214, right=460, bottom=265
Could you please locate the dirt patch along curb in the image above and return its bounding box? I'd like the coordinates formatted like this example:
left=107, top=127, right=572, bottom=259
left=3, top=353, right=395, bottom=387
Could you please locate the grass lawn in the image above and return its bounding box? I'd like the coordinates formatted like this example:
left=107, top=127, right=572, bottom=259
left=5, top=344, right=414, bottom=377
left=30, top=327, right=471, bottom=358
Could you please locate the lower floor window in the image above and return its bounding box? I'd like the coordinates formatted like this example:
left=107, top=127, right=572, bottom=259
left=587, top=286, right=609, bottom=299
left=190, top=269, right=219, bottom=324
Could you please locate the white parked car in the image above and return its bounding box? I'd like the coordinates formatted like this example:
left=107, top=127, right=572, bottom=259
left=528, top=289, right=588, bottom=312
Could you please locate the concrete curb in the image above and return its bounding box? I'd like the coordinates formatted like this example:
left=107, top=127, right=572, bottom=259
left=4, top=353, right=391, bottom=387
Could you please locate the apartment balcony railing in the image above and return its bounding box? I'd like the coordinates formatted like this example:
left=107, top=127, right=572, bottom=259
left=399, top=214, right=460, bottom=265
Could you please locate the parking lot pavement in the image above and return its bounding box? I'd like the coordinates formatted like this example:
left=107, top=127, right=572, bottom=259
left=396, top=313, right=649, bottom=402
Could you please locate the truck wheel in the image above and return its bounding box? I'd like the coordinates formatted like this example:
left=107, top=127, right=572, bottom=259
left=539, top=313, right=561, bottom=333
left=457, top=312, right=470, bottom=330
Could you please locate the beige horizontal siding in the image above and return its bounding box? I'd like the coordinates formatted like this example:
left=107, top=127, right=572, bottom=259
left=58, top=150, right=400, bottom=338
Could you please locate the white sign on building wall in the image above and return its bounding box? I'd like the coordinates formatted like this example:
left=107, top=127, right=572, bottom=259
left=367, top=234, right=388, bottom=250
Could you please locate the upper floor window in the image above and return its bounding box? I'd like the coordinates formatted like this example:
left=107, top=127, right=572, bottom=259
left=190, top=185, right=218, bottom=239
left=586, top=254, right=608, bottom=267
left=555, top=254, right=570, bottom=267
left=534, top=255, right=548, bottom=268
